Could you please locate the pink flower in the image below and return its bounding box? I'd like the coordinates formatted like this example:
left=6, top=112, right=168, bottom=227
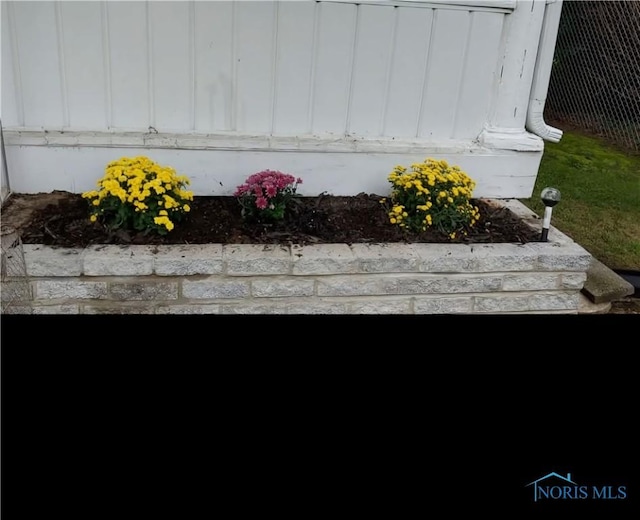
left=265, top=184, right=277, bottom=198
left=234, top=184, right=249, bottom=197
left=235, top=170, right=302, bottom=219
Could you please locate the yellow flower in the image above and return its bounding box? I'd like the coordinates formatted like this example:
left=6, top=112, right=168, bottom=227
left=153, top=215, right=174, bottom=231
left=90, top=214, right=97, bottom=222
left=179, top=189, right=194, bottom=201
left=163, top=194, right=177, bottom=209
left=92, top=199, right=100, bottom=206
left=183, top=204, right=190, bottom=212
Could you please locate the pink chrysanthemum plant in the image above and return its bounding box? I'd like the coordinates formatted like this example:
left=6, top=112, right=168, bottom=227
left=234, top=170, right=303, bottom=222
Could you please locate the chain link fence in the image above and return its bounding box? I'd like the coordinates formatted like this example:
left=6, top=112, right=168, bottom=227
left=1, top=226, right=33, bottom=314
left=545, top=0, right=640, bottom=153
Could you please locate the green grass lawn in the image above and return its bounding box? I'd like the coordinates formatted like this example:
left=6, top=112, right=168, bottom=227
left=519, top=131, right=640, bottom=271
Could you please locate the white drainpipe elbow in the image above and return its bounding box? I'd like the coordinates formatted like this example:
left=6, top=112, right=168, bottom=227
left=526, top=0, right=564, bottom=143
left=528, top=99, right=563, bottom=142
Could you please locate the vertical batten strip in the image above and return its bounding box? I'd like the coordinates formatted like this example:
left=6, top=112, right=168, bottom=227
left=306, top=1, right=321, bottom=134
left=189, top=0, right=196, bottom=131
left=415, top=8, right=437, bottom=137
left=6, top=2, right=25, bottom=127
left=101, top=2, right=113, bottom=129
left=269, top=1, right=280, bottom=135
left=344, top=4, right=361, bottom=134
left=54, top=2, right=69, bottom=128
left=380, top=6, right=399, bottom=136
left=451, top=10, right=473, bottom=138
left=146, top=1, right=155, bottom=129
left=230, top=1, right=237, bottom=131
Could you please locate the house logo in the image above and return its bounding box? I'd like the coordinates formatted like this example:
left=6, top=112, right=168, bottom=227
left=525, top=472, right=627, bottom=502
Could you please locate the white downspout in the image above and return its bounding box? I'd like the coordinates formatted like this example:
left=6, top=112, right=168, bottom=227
left=526, top=0, right=563, bottom=142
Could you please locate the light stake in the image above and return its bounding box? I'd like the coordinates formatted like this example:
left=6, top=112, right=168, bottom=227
left=540, top=187, right=561, bottom=242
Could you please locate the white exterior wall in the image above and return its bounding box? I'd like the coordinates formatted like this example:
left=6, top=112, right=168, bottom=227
left=1, top=0, right=562, bottom=198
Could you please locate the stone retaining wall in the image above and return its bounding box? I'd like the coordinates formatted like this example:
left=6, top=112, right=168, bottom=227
left=20, top=201, right=592, bottom=314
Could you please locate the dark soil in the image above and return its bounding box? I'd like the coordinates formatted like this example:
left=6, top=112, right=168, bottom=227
left=4, top=191, right=542, bottom=247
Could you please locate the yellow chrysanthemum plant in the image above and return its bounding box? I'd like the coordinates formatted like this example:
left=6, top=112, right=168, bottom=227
left=81, top=156, right=194, bottom=235
left=384, top=158, right=481, bottom=239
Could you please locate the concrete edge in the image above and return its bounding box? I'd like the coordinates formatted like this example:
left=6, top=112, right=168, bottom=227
left=577, top=293, right=612, bottom=315
left=581, top=257, right=635, bottom=304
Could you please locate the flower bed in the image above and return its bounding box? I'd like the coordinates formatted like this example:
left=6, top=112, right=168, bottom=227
left=6, top=157, right=593, bottom=314
left=20, top=199, right=592, bottom=314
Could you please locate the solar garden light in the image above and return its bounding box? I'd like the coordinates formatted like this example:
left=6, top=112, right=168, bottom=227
left=540, top=187, right=561, bottom=242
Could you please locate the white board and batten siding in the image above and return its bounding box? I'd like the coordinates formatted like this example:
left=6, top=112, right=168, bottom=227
left=1, top=0, right=558, bottom=198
